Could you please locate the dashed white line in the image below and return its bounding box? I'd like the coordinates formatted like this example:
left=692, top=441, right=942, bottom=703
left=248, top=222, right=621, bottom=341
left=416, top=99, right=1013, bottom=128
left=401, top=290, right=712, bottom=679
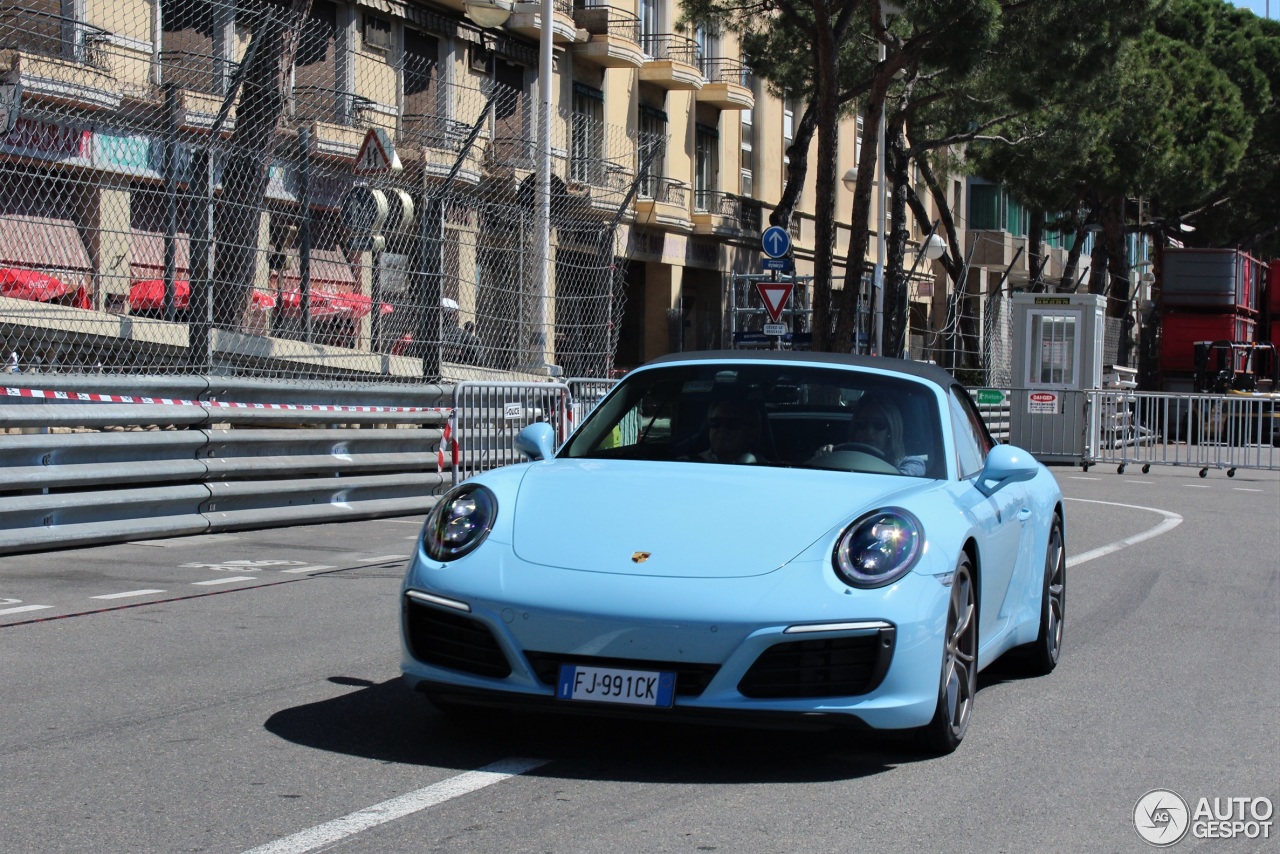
left=1184, top=484, right=1212, bottom=489
left=1125, top=480, right=1154, bottom=484
left=1068, top=476, right=1100, bottom=481
left=277, top=565, right=335, bottom=574
left=356, top=554, right=405, bottom=564
left=0, top=604, right=53, bottom=616
left=1233, top=487, right=1263, bottom=492
left=91, top=589, right=166, bottom=600
left=238, top=757, right=548, bottom=854
left=193, top=576, right=258, bottom=586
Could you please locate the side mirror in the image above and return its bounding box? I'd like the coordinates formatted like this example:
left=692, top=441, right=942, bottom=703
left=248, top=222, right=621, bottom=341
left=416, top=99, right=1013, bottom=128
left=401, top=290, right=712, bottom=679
left=977, top=444, right=1039, bottom=496
left=514, top=422, right=557, bottom=461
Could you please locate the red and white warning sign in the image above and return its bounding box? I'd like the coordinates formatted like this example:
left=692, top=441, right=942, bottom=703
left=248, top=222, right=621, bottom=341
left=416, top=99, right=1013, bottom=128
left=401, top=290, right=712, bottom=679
left=755, top=281, right=794, bottom=323
left=354, top=127, right=403, bottom=174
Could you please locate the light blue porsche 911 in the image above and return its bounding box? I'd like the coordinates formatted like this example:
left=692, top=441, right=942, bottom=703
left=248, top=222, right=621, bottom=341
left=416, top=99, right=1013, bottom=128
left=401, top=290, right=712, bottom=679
left=401, top=352, right=1065, bottom=754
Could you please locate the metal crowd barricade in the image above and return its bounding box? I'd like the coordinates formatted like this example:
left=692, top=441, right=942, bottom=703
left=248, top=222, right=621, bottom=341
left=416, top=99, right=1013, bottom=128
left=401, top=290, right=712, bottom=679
left=1083, top=389, right=1279, bottom=477
left=565, top=377, right=619, bottom=433
left=451, top=381, right=572, bottom=485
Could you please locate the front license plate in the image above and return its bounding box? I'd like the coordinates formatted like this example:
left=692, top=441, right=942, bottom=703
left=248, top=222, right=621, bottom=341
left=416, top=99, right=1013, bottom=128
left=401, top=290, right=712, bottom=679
left=556, top=664, right=676, bottom=708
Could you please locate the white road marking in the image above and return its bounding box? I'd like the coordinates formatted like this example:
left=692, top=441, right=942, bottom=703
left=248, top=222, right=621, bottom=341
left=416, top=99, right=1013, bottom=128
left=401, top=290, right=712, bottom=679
left=1068, top=476, right=1100, bottom=481
left=1232, top=487, right=1263, bottom=492
left=192, top=577, right=257, bottom=586
left=1184, top=484, right=1212, bottom=488
left=277, top=565, right=335, bottom=574
left=90, top=589, right=166, bottom=600
left=0, top=604, right=53, bottom=616
left=1063, top=498, right=1182, bottom=567
left=238, top=757, right=548, bottom=854
left=1125, top=480, right=1154, bottom=484
left=357, top=554, right=405, bottom=563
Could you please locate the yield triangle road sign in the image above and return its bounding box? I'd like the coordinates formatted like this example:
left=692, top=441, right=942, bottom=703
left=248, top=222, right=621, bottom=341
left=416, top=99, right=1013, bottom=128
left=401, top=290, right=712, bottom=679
left=755, top=281, right=794, bottom=323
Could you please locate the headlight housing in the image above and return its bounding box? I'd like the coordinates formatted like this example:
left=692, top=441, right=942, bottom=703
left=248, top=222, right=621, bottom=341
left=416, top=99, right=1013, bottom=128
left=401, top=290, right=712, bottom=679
left=832, top=508, right=923, bottom=588
left=423, top=484, right=497, bottom=561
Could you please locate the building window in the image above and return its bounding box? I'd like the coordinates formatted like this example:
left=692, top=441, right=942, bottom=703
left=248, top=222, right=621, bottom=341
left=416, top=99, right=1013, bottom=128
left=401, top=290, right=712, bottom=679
left=695, top=123, right=719, bottom=211
left=363, top=14, right=391, bottom=52
left=740, top=108, right=753, bottom=198
left=571, top=83, right=605, bottom=185
left=401, top=29, right=440, bottom=144
left=639, top=104, right=667, bottom=198
left=293, top=0, right=342, bottom=124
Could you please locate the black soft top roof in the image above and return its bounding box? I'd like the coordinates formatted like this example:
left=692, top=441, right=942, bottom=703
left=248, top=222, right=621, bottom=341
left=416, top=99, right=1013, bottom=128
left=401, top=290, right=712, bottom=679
left=642, top=350, right=961, bottom=392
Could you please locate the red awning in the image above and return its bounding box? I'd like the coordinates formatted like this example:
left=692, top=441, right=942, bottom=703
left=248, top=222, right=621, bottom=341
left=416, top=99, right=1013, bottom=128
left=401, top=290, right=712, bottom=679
left=0, top=267, right=71, bottom=302
left=129, top=279, right=276, bottom=311
left=278, top=288, right=392, bottom=319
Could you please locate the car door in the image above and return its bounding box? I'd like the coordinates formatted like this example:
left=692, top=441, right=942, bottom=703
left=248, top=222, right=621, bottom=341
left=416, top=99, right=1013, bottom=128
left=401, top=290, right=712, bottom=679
left=949, top=388, right=1028, bottom=643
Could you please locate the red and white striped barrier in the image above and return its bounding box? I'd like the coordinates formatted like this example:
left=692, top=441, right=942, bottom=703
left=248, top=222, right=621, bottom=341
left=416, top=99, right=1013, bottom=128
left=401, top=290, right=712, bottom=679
left=3, top=386, right=450, bottom=415
left=437, top=410, right=460, bottom=475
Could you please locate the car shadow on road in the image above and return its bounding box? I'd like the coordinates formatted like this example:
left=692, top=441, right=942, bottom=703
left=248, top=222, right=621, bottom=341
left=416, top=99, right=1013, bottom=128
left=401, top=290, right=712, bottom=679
left=264, top=676, right=938, bottom=784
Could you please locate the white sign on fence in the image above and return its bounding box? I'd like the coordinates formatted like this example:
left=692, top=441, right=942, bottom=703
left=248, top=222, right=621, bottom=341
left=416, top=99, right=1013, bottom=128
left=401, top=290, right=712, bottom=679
left=503, top=402, right=523, bottom=420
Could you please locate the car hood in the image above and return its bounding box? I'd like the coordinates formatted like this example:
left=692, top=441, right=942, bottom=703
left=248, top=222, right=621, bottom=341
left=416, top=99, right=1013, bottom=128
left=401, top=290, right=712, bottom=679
left=509, top=459, right=924, bottom=578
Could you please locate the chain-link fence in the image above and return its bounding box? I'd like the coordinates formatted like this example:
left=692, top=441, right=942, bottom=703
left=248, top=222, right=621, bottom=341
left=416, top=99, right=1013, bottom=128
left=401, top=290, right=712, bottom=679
left=1, top=0, right=642, bottom=384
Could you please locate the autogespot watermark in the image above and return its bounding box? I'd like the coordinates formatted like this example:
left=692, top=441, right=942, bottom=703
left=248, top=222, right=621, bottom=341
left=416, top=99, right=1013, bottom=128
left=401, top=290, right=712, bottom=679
left=1134, top=789, right=1274, bottom=846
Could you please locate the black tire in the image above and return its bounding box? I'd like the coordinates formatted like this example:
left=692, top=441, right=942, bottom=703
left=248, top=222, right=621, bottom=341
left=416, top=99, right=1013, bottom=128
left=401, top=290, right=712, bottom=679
left=916, top=555, right=977, bottom=755
left=1020, top=515, right=1065, bottom=676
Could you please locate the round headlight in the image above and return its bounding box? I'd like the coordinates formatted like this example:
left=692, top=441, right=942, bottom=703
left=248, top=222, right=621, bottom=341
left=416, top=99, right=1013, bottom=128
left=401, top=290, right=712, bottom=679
left=833, top=508, right=923, bottom=588
left=423, top=484, right=497, bottom=561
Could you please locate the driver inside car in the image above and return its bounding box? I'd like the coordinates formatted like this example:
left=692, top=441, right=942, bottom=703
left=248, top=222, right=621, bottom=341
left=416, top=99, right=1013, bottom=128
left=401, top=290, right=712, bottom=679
left=819, top=392, right=927, bottom=476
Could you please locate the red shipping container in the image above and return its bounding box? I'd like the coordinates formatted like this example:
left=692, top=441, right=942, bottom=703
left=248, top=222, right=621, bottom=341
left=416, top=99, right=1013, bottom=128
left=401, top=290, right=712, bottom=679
left=1269, top=259, right=1280, bottom=314
left=1159, top=311, right=1256, bottom=372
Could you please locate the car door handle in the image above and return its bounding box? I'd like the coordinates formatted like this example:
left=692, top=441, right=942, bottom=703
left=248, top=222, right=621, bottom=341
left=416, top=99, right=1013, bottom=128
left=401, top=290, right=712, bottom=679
left=1017, top=508, right=1032, bottom=522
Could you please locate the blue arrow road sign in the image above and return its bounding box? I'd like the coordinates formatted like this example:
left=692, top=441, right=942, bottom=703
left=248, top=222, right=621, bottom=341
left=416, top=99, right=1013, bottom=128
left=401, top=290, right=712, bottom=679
left=761, top=226, right=791, bottom=259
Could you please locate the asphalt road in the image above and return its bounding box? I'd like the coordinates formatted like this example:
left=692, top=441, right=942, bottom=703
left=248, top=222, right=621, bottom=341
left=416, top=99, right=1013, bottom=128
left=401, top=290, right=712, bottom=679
left=1, top=464, right=1276, bottom=854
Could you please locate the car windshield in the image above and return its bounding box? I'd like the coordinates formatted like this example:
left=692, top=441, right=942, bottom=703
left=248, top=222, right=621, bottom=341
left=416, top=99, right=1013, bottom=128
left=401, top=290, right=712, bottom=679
left=560, top=364, right=945, bottom=478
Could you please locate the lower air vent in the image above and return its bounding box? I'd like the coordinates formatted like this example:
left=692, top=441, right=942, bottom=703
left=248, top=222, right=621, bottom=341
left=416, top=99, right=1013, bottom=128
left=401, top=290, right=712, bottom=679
left=738, top=628, right=895, bottom=699
left=403, top=596, right=511, bottom=678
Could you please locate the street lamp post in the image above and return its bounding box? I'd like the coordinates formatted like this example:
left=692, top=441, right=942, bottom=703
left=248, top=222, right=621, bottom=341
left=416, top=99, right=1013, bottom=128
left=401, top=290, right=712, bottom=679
left=464, top=0, right=556, bottom=375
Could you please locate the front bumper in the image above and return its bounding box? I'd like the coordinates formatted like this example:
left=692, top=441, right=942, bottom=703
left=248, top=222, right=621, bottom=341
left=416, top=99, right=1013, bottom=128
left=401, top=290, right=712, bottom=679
left=399, top=556, right=951, bottom=731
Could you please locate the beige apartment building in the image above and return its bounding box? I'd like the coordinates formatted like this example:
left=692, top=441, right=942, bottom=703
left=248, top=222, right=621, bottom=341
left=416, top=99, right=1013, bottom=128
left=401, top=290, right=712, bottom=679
left=0, top=0, right=1071, bottom=380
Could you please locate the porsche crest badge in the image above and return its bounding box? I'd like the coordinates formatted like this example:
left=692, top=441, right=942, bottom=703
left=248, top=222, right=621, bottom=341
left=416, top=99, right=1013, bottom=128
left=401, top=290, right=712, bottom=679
left=631, top=551, right=651, bottom=564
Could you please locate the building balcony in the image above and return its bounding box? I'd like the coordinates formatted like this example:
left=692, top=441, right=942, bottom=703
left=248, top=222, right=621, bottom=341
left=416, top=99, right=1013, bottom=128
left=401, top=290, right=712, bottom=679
left=570, top=6, right=643, bottom=69
left=638, top=34, right=703, bottom=91
left=564, top=156, right=635, bottom=220
left=292, top=88, right=395, bottom=160
left=401, top=115, right=483, bottom=186
left=697, top=58, right=753, bottom=110
left=737, top=197, right=763, bottom=236
left=509, top=0, right=580, bottom=45
left=692, top=190, right=741, bottom=238
left=0, top=6, right=120, bottom=111
left=635, top=175, right=692, bottom=232
left=160, top=49, right=239, bottom=98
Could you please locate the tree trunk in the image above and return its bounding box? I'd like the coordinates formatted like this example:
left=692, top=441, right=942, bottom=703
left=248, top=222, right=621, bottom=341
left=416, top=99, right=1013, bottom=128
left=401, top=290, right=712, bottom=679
left=831, top=71, right=890, bottom=353
left=770, top=101, right=818, bottom=229
left=884, top=123, right=911, bottom=358
left=211, top=0, right=313, bottom=330
left=808, top=12, right=839, bottom=352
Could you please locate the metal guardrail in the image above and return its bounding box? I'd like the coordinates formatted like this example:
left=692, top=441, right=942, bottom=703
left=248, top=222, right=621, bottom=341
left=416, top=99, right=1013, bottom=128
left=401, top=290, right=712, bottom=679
left=0, top=374, right=453, bottom=555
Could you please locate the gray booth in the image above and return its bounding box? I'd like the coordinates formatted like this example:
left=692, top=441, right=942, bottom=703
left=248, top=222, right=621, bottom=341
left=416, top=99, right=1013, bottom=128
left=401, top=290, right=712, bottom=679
left=1009, top=292, right=1106, bottom=462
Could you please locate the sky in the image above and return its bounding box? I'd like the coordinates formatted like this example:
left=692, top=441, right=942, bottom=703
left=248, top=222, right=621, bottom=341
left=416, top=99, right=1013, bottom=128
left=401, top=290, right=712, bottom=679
left=1230, top=0, right=1275, bottom=19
